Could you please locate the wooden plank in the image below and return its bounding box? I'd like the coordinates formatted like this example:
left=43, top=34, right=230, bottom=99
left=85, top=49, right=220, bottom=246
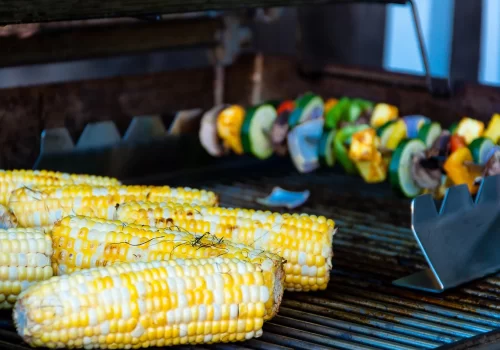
left=0, top=18, right=221, bottom=67
left=0, top=0, right=406, bottom=25
left=449, top=0, right=483, bottom=82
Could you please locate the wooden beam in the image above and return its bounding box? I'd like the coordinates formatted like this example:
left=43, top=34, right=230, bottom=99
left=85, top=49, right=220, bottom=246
left=0, top=0, right=406, bottom=25
left=1, top=18, right=221, bottom=67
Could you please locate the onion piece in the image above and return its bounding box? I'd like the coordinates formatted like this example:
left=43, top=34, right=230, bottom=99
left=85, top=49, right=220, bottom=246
left=287, top=118, right=324, bottom=173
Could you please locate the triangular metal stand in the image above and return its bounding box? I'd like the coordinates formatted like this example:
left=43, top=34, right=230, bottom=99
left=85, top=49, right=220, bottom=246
left=393, top=175, right=500, bottom=293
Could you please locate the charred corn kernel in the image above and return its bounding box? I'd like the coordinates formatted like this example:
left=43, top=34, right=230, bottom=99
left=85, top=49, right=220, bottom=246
left=9, top=185, right=218, bottom=228
left=0, top=169, right=120, bottom=205
left=14, top=257, right=278, bottom=348
left=370, top=103, right=398, bottom=128
left=117, top=202, right=336, bottom=292
left=52, top=216, right=284, bottom=320
left=0, top=228, right=53, bottom=309
left=456, top=117, right=485, bottom=144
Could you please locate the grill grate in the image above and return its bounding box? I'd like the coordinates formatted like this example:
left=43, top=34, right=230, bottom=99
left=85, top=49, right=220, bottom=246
left=2, top=170, right=500, bottom=349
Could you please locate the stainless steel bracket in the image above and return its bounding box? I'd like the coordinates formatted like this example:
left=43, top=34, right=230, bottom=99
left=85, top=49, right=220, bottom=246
left=393, top=175, right=500, bottom=293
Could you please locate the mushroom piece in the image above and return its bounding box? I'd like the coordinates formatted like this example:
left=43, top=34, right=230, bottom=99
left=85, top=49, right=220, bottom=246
left=271, top=110, right=290, bottom=156
left=199, top=105, right=230, bottom=157
left=411, top=150, right=442, bottom=190
left=484, top=149, right=500, bottom=177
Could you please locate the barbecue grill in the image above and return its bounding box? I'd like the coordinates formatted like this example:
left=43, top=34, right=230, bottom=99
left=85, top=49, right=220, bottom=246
left=2, top=161, right=500, bottom=349
left=0, top=0, right=499, bottom=349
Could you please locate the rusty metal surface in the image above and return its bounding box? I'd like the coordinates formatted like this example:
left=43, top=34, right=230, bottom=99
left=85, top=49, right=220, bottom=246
left=1, top=169, right=500, bottom=349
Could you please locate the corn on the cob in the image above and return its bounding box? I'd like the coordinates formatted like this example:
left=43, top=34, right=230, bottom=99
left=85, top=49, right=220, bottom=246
left=117, top=201, right=336, bottom=292
left=51, top=215, right=284, bottom=319
left=0, top=169, right=120, bottom=205
left=0, top=228, right=53, bottom=309
left=9, top=185, right=218, bottom=228
left=15, top=257, right=281, bottom=348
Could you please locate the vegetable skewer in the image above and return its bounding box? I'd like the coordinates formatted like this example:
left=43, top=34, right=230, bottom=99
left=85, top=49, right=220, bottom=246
left=199, top=92, right=500, bottom=199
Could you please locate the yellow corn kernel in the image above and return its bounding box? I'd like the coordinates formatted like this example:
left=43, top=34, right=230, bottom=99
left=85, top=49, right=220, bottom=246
left=0, top=228, right=53, bottom=309
left=117, top=201, right=336, bottom=292
left=14, top=258, right=282, bottom=348
left=9, top=184, right=218, bottom=228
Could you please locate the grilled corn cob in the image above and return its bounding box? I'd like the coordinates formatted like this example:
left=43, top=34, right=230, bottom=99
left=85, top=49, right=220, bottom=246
left=9, top=185, right=218, bottom=229
left=15, top=257, right=281, bottom=348
left=51, top=215, right=284, bottom=319
left=0, top=169, right=120, bottom=205
left=117, top=201, right=336, bottom=292
left=0, top=228, right=53, bottom=309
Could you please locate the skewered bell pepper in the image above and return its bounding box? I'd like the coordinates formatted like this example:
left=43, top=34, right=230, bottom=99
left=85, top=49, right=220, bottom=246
left=217, top=105, right=246, bottom=154
left=450, top=134, right=467, bottom=153
left=325, top=97, right=349, bottom=129
left=334, top=124, right=369, bottom=174
left=455, top=117, right=485, bottom=144
left=484, top=113, right=500, bottom=144
left=443, top=147, right=482, bottom=194
left=324, top=98, right=338, bottom=113
left=349, top=128, right=387, bottom=183
left=349, top=128, right=379, bottom=161
left=370, top=103, right=398, bottom=128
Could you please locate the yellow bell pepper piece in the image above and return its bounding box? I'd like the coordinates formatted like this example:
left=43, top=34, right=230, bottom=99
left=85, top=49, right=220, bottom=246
left=349, top=128, right=379, bottom=161
left=456, top=117, right=485, bottom=144
left=355, top=152, right=387, bottom=183
left=484, top=113, right=500, bottom=144
left=370, top=103, right=398, bottom=128
left=217, top=105, right=246, bottom=154
left=386, top=119, right=407, bottom=150
left=443, top=148, right=482, bottom=194
left=348, top=128, right=387, bottom=183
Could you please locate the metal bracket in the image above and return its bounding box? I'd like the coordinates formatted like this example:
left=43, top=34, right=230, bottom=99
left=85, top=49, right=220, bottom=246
left=393, top=175, right=500, bottom=293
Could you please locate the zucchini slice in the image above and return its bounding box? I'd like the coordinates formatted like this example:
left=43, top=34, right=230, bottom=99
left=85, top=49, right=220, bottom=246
left=288, top=93, right=324, bottom=128
left=418, top=122, right=442, bottom=148
left=469, top=137, right=495, bottom=164
left=318, top=129, right=337, bottom=167
left=389, top=139, right=426, bottom=198
left=241, top=104, right=277, bottom=159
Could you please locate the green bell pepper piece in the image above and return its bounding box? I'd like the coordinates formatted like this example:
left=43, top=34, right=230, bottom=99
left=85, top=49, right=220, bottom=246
left=334, top=124, right=370, bottom=175
left=346, top=98, right=374, bottom=123
left=325, top=97, right=350, bottom=130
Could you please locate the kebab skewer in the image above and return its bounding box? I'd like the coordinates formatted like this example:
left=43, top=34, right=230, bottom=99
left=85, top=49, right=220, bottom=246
left=199, top=93, right=500, bottom=199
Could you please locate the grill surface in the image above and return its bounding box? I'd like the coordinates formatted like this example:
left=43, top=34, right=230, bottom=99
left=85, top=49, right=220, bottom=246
left=2, top=169, right=500, bottom=349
